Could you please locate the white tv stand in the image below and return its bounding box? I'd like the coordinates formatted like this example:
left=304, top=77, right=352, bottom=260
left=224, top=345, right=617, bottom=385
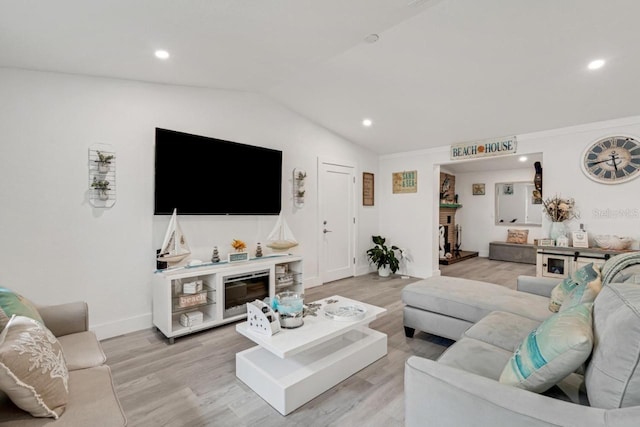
left=152, top=254, right=302, bottom=344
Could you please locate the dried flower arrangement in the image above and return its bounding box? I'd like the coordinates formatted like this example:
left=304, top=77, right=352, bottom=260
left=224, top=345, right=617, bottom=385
left=231, top=239, right=247, bottom=252
left=542, top=195, right=578, bottom=222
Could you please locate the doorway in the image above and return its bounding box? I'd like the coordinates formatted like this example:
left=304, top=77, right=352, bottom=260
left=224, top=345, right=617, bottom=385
left=318, top=159, right=356, bottom=283
left=433, top=152, right=543, bottom=268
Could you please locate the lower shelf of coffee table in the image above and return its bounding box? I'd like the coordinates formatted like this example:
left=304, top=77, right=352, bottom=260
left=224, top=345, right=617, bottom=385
left=235, top=327, right=386, bottom=415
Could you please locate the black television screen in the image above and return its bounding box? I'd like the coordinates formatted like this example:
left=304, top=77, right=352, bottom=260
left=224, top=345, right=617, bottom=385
left=154, top=128, right=282, bottom=215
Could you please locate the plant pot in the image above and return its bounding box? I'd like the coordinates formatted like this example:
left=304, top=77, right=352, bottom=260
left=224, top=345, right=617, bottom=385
left=97, top=162, right=110, bottom=173
left=98, top=189, right=109, bottom=201
left=378, top=265, right=391, bottom=277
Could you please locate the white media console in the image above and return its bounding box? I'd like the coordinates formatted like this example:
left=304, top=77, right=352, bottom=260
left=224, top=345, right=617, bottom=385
left=152, top=254, right=302, bottom=344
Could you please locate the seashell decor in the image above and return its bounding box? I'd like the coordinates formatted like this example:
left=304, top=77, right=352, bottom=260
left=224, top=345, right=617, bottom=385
left=593, top=235, right=633, bottom=250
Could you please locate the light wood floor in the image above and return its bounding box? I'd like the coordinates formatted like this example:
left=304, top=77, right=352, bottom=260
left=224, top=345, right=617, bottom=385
left=102, top=258, right=534, bottom=426
left=440, top=256, right=536, bottom=289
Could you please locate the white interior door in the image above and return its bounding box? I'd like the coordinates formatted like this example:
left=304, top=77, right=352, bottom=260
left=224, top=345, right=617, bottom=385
left=319, top=160, right=355, bottom=283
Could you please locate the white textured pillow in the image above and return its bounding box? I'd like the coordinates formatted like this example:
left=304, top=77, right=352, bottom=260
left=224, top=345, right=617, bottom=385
left=0, top=315, right=69, bottom=418
left=500, top=303, right=593, bottom=393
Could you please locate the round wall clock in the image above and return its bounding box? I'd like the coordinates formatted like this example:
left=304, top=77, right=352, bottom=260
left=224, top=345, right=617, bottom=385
left=581, top=135, right=640, bottom=184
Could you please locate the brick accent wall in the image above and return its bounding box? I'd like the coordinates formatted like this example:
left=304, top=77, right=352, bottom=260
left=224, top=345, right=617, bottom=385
left=439, top=207, right=457, bottom=250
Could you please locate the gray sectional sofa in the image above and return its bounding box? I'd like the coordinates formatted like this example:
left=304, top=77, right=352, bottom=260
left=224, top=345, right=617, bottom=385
left=0, top=302, right=127, bottom=426
left=402, top=253, right=640, bottom=427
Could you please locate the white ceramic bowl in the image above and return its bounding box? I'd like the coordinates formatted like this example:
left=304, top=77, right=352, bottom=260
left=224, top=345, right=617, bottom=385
left=593, top=235, right=633, bottom=250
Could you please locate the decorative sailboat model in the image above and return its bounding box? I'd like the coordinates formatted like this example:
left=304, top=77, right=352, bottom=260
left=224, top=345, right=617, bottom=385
left=266, top=212, right=298, bottom=251
left=157, top=209, right=191, bottom=265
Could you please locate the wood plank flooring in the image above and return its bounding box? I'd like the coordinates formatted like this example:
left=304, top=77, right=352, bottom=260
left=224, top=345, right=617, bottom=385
left=102, top=258, right=533, bottom=426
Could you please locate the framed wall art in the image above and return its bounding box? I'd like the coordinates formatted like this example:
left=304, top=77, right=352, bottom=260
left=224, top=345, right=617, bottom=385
left=363, top=172, right=374, bottom=206
left=503, top=183, right=514, bottom=195
left=392, top=170, right=417, bottom=194
left=472, top=183, right=485, bottom=195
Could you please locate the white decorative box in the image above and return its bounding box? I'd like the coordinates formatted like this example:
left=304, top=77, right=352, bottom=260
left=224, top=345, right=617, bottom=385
left=179, top=310, right=203, bottom=327
left=182, top=280, right=203, bottom=294
left=276, top=274, right=294, bottom=288
left=246, top=300, right=280, bottom=336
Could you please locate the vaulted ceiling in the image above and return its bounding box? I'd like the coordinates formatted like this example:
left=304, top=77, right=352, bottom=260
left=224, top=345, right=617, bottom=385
left=2, top=0, right=639, bottom=154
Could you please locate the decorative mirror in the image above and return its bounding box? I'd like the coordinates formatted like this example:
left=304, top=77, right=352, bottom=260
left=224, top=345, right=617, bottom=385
left=495, top=181, right=542, bottom=226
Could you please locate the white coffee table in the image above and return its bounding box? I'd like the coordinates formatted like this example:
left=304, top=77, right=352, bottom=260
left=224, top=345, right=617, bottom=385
left=235, top=295, right=387, bottom=415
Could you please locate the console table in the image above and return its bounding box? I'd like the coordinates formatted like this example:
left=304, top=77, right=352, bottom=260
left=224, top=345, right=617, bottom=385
left=152, top=254, right=302, bottom=344
left=536, top=246, right=635, bottom=279
left=235, top=295, right=387, bottom=415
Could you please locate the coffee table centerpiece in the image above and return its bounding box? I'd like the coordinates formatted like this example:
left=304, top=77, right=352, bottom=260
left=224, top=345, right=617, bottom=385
left=235, top=295, right=387, bottom=415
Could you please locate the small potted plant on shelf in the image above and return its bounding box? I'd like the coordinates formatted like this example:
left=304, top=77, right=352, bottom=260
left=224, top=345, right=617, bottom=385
left=91, top=177, right=110, bottom=200
left=366, top=235, right=400, bottom=277
left=95, top=150, right=115, bottom=173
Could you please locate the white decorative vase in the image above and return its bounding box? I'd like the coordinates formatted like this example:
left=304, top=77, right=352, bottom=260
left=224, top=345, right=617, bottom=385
left=378, top=265, right=391, bottom=277
left=549, top=222, right=566, bottom=241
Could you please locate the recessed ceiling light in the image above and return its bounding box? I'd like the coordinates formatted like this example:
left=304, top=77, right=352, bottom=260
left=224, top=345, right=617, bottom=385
left=362, top=119, right=373, bottom=127
left=519, top=156, right=528, bottom=162
left=588, top=59, right=605, bottom=70
left=364, top=34, right=379, bottom=44
left=155, top=50, right=170, bottom=60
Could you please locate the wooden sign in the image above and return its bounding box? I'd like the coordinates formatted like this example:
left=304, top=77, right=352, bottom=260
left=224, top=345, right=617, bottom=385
left=450, top=136, right=517, bottom=160
left=363, top=172, right=374, bottom=206
left=178, top=292, right=207, bottom=308
left=392, top=170, right=417, bottom=194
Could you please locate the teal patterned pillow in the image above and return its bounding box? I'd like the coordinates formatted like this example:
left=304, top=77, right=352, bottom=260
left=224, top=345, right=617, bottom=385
left=548, top=263, right=601, bottom=312
left=560, top=269, right=602, bottom=312
left=499, top=303, right=593, bottom=393
left=549, top=277, right=576, bottom=312
left=0, top=288, right=43, bottom=331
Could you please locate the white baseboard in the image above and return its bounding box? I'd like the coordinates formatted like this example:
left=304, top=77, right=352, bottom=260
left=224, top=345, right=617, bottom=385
left=356, top=266, right=374, bottom=276
left=92, top=313, right=152, bottom=341
left=304, top=276, right=323, bottom=289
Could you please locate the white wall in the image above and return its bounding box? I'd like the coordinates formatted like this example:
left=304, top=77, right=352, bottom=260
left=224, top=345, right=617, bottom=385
left=0, top=68, right=379, bottom=339
left=379, top=116, right=640, bottom=279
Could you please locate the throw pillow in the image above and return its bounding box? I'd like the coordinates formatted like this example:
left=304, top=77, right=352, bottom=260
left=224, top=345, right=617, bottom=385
left=0, top=315, right=69, bottom=419
left=506, top=229, right=529, bottom=244
left=560, top=267, right=603, bottom=312
left=499, top=303, right=593, bottom=393
left=0, top=288, right=44, bottom=330
left=548, top=263, right=601, bottom=312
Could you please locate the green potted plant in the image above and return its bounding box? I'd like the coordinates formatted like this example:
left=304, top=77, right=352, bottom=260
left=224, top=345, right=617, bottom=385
left=96, top=150, right=115, bottom=173
left=366, top=235, right=400, bottom=277
left=91, top=177, right=110, bottom=200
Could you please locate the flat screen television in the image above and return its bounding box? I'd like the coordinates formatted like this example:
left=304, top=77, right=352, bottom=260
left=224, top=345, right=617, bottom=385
left=154, top=128, right=282, bottom=215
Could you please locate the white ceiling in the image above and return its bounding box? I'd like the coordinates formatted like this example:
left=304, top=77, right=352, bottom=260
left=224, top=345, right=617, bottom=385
left=2, top=0, right=639, bottom=154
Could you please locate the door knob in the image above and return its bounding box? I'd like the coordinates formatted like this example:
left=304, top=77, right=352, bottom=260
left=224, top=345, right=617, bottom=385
left=323, top=228, right=332, bottom=234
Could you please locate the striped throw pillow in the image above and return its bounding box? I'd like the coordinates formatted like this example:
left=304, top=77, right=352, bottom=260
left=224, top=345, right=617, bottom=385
left=499, top=303, right=593, bottom=393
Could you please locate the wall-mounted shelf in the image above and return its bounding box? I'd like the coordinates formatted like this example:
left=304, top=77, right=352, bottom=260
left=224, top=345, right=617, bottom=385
left=88, top=144, right=116, bottom=208
left=293, top=168, right=306, bottom=208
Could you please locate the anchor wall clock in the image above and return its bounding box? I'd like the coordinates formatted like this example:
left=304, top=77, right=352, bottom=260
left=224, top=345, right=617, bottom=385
left=581, top=135, right=640, bottom=184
